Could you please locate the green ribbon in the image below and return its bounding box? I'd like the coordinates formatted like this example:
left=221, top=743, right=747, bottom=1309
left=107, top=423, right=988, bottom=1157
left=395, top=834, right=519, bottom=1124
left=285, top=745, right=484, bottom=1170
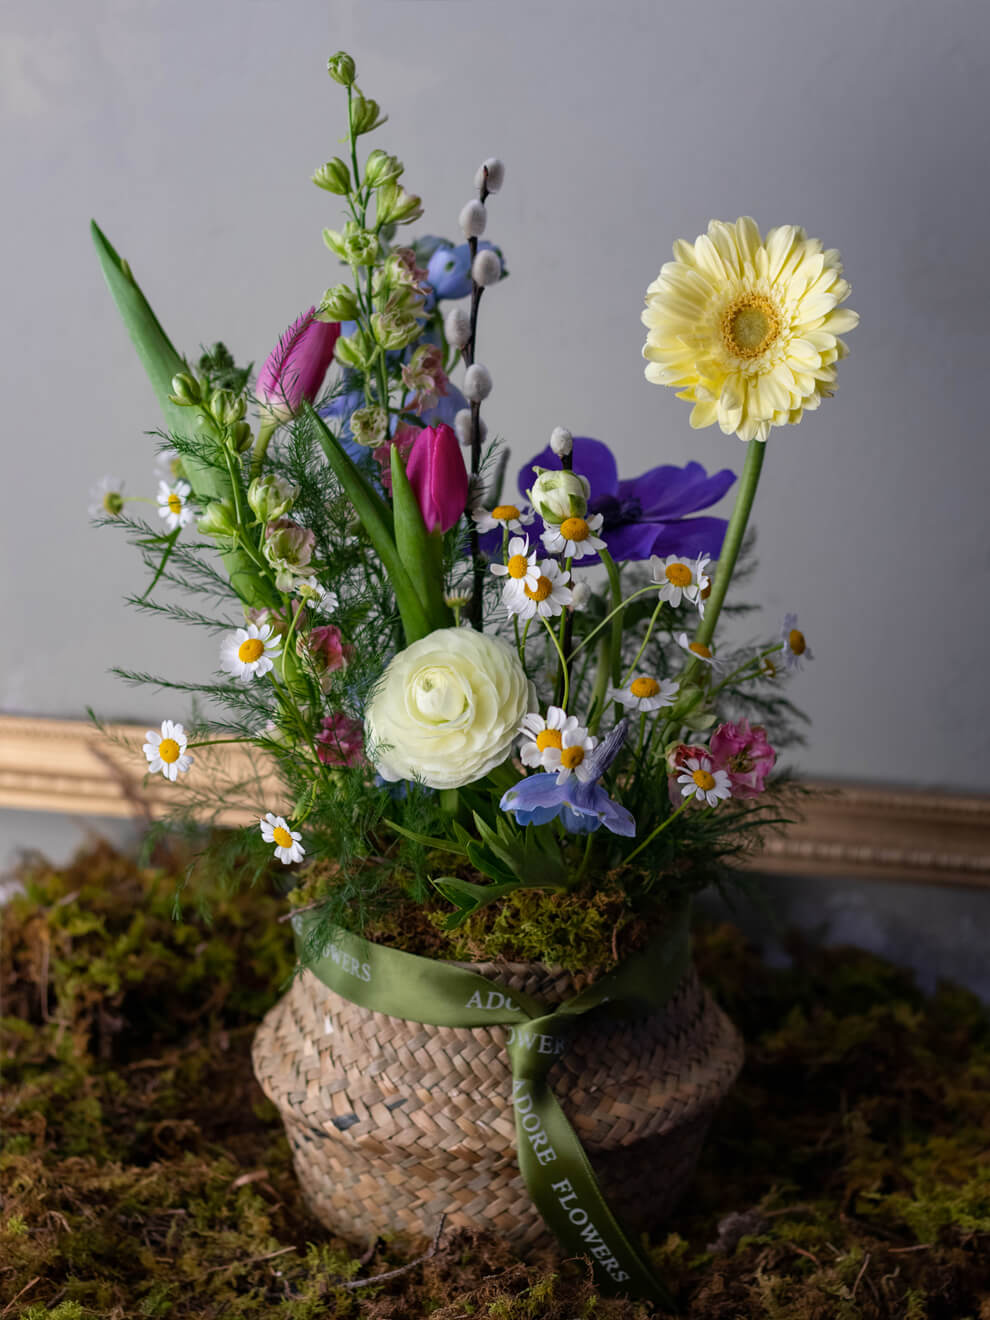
left=293, top=905, right=692, bottom=1307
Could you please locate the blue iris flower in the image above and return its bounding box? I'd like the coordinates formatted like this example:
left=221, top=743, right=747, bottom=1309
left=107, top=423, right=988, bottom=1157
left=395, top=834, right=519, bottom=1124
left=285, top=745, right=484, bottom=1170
left=499, top=722, right=636, bottom=836
left=427, top=241, right=499, bottom=301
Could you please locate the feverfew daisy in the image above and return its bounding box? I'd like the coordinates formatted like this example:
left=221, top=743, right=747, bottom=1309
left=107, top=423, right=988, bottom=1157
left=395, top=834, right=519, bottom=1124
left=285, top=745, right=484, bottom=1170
left=471, top=501, right=535, bottom=535
left=676, top=632, right=719, bottom=669
left=607, top=674, right=679, bottom=713
left=490, top=535, right=540, bottom=597
left=540, top=513, right=606, bottom=561
left=518, top=706, right=594, bottom=772
left=781, top=612, right=814, bottom=671
left=220, top=622, right=281, bottom=682
left=642, top=217, right=858, bottom=442
left=296, top=579, right=338, bottom=612
left=142, top=719, right=193, bottom=782
left=157, top=479, right=194, bottom=531
left=88, top=475, right=126, bottom=518
left=260, top=812, right=305, bottom=865
left=154, top=448, right=184, bottom=484
left=677, top=754, right=732, bottom=808
left=650, top=553, right=711, bottom=613
left=504, top=558, right=573, bottom=621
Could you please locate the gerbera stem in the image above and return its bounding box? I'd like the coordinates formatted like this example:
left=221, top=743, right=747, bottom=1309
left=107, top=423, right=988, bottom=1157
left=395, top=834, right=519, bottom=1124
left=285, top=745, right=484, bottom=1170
left=695, top=439, right=766, bottom=649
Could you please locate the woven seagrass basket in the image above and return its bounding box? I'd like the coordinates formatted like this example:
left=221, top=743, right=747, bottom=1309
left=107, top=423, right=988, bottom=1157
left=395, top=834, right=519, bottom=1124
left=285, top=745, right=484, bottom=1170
left=253, top=945, right=743, bottom=1249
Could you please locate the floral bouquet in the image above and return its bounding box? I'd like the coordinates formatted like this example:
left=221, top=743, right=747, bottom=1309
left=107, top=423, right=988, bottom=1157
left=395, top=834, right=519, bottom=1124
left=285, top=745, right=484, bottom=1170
left=90, top=50, right=856, bottom=1304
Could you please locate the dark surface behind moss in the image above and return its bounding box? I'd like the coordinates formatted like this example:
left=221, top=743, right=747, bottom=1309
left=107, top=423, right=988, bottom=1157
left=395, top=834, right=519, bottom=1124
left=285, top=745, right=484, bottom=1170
left=1, top=840, right=989, bottom=1318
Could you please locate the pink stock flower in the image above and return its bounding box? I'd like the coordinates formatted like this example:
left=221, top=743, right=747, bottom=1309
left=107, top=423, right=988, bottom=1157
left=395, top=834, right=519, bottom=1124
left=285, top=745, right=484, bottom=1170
left=256, top=307, right=340, bottom=421
left=404, top=423, right=469, bottom=533
left=709, top=719, right=775, bottom=799
left=316, top=712, right=365, bottom=767
left=303, top=624, right=353, bottom=693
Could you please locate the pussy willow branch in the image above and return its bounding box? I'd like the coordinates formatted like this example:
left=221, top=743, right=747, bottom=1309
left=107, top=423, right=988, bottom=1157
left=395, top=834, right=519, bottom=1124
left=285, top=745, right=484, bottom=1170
left=466, top=168, right=491, bottom=630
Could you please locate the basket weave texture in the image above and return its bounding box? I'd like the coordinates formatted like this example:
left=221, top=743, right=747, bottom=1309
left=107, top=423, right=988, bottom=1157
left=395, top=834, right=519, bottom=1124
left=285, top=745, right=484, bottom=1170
left=252, top=953, right=743, bottom=1248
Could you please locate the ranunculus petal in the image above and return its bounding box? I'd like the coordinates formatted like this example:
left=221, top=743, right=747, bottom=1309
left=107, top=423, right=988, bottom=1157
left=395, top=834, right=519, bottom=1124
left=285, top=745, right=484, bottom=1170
left=517, top=436, right=618, bottom=503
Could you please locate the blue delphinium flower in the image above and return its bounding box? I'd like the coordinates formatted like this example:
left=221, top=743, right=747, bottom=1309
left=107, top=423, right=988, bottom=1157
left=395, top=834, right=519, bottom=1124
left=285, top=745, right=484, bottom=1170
left=427, top=241, right=499, bottom=301
left=499, top=721, right=635, bottom=836
left=516, top=436, right=735, bottom=563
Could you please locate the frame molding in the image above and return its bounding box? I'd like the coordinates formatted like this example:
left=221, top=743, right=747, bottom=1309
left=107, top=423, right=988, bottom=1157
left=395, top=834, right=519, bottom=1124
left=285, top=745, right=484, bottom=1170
left=1, top=714, right=988, bottom=888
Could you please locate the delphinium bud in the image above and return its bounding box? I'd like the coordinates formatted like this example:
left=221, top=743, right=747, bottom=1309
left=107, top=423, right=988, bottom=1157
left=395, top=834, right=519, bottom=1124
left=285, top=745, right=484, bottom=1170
left=463, top=363, right=492, bottom=402
left=459, top=199, right=487, bottom=238
left=474, top=157, right=505, bottom=193
left=550, top=426, right=573, bottom=458
left=312, top=158, right=351, bottom=194
left=320, top=283, right=360, bottom=320
left=364, top=149, right=403, bottom=188
left=455, top=409, right=487, bottom=447
left=351, top=94, right=387, bottom=136
left=327, top=52, right=356, bottom=86
left=168, top=372, right=201, bottom=406
left=471, top=249, right=502, bottom=287
left=444, top=307, right=471, bottom=349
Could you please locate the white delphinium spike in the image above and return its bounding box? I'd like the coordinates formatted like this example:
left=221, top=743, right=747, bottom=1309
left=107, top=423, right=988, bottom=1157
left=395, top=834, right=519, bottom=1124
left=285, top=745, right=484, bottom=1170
left=459, top=199, right=487, bottom=238
left=472, top=249, right=502, bottom=287
left=454, top=409, right=487, bottom=447
left=444, top=306, right=471, bottom=349
left=463, top=363, right=492, bottom=402
left=474, top=157, right=505, bottom=192
left=550, top=427, right=573, bottom=458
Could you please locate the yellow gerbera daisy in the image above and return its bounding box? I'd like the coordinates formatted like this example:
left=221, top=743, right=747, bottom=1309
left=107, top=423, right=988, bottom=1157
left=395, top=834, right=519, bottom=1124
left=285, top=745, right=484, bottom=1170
left=642, top=217, right=858, bottom=442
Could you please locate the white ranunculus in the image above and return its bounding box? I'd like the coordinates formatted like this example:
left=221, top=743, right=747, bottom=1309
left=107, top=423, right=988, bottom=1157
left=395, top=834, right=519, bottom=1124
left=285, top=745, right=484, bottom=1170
left=366, top=627, right=531, bottom=790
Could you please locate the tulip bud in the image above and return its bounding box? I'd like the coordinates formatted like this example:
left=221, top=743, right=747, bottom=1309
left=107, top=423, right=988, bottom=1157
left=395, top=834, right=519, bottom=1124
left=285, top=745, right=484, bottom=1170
left=463, top=363, right=492, bottom=402
left=248, top=474, right=298, bottom=523
left=211, top=389, right=246, bottom=427
left=459, top=200, right=487, bottom=238
left=405, top=424, right=470, bottom=533
left=227, top=420, right=253, bottom=453
left=471, top=249, right=502, bottom=287
left=198, top=500, right=238, bottom=538
left=454, top=408, right=487, bottom=447
left=312, top=158, right=351, bottom=194
left=169, top=372, right=201, bottom=406
left=351, top=93, right=387, bottom=135
left=319, top=283, right=361, bottom=321
left=327, top=51, right=356, bottom=86
left=550, top=426, right=573, bottom=457
left=256, top=308, right=341, bottom=423
left=474, top=157, right=505, bottom=193
left=376, top=181, right=423, bottom=226
left=528, top=467, right=590, bottom=523
left=349, top=406, right=389, bottom=448
left=444, top=307, right=471, bottom=349
left=365, top=149, right=403, bottom=188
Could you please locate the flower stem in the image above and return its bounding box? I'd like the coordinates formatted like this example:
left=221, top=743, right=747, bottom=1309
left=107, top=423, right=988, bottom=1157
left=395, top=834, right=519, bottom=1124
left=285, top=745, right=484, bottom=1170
left=620, top=598, right=665, bottom=687
left=623, top=797, right=691, bottom=867
left=250, top=420, right=277, bottom=479
left=541, top=615, right=569, bottom=710
left=699, top=440, right=766, bottom=648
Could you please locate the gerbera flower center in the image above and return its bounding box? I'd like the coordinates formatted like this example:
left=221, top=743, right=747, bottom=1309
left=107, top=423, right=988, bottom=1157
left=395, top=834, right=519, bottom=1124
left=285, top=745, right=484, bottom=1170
left=692, top=768, right=716, bottom=791
left=560, top=745, right=585, bottom=769
left=525, top=575, right=553, bottom=601
left=272, top=826, right=293, bottom=849
left=158, top=738, right=181, bottom=764
left=238, top=638, right=265, bottom=663
left=630, top=676, right=660, bottom=698
left=507, top=554, right=530, bottom=579
left=722, top=294, right=781, bottom=359
left=665, top=563, right=692, bottom=587
left=788, top=629, right=807, bottom=655
left=493, top=504, right=520, bottom=521
left=559, top=516, right=590, bottom=542
left=689, top=642, right=712, bottom=658
left=167, top=493, right=183, bottom=514
left=535, top=729, right=563, bottom=752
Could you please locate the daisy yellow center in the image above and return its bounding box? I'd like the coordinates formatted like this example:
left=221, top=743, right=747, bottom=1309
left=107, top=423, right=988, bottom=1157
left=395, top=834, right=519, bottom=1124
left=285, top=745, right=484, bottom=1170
left=535, top=729, right=563, bottom=752
left=560, top=516, right=590, bottom=542
left=689, top=642, right=712, bottom=659
left=762, top=658, right=778, bottom=679
left=630, top=676, right=660, bottom=699
left=167, top=493, right=183, bottom=514
left=722, top=294, right=781, bottom=359
left=238, top=638, right=265, bottom=663
left=272, top=826, right=293, bottom=849
left=700, top=581, right=712, bottom=600
left=560, top=745, right=585, bottom=769
left=507, top=553, right=530, bottom=579
left=788, top=629, right=807, bottom=656
left=102, top=491, right=124, bottom=515
left=158, top=738, right=181, bottom=764
left=524, top=575, right=553, bottom=602
left=665, top=563, right=692, bottom=587
left=692, top=768, right=716, bottom=791
left=493, top=504, right=520, bottom=521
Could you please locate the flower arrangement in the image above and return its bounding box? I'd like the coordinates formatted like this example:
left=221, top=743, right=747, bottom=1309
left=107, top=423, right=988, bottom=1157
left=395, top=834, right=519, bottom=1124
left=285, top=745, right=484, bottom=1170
left=89, top=49, right=857, bottom=1301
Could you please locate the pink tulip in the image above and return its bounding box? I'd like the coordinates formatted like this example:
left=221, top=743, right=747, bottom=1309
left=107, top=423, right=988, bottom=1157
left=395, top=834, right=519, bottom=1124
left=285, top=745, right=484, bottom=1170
left=404, top=423, right=469, bottom=533
left=256, top=307, right=340, bottom=421
left=709, top=719, right=776, bottom=798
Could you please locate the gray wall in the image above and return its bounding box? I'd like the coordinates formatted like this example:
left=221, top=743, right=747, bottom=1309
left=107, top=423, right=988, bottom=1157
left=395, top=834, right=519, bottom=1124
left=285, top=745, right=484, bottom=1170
left=3, top=0, right=990, bottom=799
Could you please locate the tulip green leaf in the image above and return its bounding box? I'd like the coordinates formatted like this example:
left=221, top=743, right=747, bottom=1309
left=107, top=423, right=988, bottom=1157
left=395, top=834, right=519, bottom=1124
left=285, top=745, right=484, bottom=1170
left=389, top=445, right=453, bottom=632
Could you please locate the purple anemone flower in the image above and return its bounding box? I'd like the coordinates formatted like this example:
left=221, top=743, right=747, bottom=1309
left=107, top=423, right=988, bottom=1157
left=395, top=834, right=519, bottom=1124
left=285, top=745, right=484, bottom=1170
left=499, top=721, right=635, bottom=836
left=516, top=436, right=735, bottom=563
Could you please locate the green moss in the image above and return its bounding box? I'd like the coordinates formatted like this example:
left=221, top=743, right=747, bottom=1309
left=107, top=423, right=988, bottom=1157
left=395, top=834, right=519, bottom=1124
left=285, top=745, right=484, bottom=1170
left=2, top=841, right=989, bottom=1318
